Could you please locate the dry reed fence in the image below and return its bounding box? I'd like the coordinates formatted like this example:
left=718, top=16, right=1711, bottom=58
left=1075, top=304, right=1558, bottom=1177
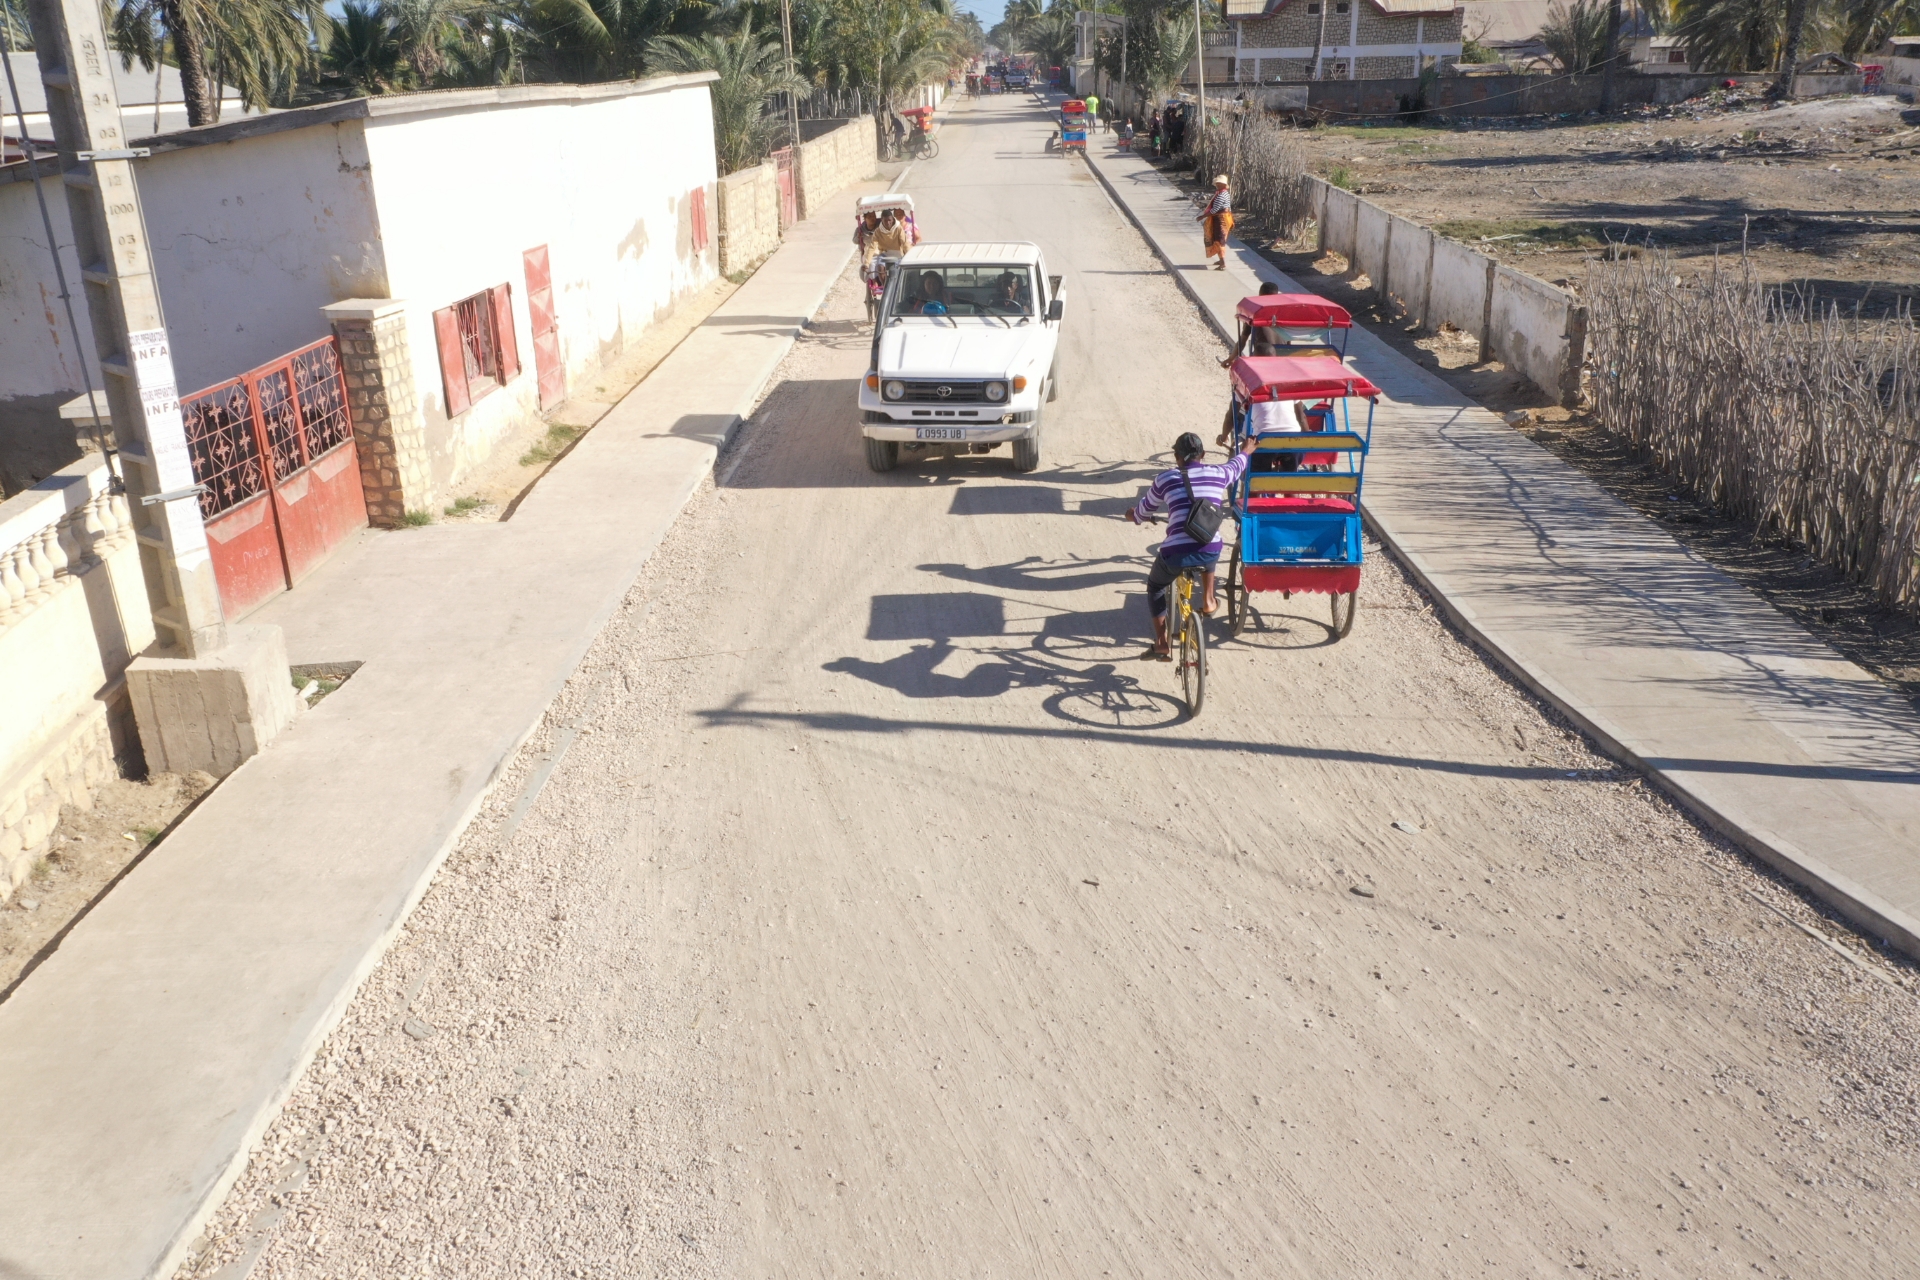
left=1179, top=105, right=1317, bottom=241
left=1586, top=250, right=1920, bottom=613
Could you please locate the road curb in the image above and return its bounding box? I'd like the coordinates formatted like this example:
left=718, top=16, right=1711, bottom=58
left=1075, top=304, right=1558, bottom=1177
left=1084, top=148, right=1920, bottom=965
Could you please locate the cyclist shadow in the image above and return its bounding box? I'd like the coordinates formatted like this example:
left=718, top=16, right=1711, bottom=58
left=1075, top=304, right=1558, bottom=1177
left=824, top=622, right=1182, bottom=730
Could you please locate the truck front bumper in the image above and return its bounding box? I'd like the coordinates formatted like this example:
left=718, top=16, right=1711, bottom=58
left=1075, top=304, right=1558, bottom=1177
left=860, top=409, right=1036, bottom=443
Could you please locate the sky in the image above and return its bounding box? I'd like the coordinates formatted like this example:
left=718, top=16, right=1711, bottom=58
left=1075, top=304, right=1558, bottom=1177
left=953, top=1, right=1009, bottom=29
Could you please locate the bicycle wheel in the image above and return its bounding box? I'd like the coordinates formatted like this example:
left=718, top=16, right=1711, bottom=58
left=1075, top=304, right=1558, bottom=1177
left=923, top=138, right=940, bottom=160
left=1225, top=543, right=1248, bottom=638
left=1330, top=590, right=1357, bottom=639
left=1179, top=577, right=1207, bottom=717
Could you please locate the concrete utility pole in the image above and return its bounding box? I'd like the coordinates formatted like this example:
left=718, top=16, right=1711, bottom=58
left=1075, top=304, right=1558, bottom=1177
left=24, top=0, right=225, bottom=657
left=779, top=0, right=802, bottom=156
left=1192, top=0, right=1206, bottom=177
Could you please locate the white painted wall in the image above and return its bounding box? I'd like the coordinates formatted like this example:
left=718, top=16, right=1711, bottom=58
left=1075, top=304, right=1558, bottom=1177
left=141, top=122, right=389, bottom=394
left=2, top=80, right=719, bottom=501
left=361, top=86, right=718, bottom=491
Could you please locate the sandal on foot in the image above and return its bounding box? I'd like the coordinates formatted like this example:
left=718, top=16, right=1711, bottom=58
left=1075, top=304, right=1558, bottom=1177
left=1140, top=647, right=1173, bottom=662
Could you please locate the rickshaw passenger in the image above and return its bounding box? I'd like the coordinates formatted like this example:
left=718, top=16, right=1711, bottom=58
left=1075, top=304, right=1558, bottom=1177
left=1218, top=281, right=1283, bottom=368
left=1128, top=432, right=1257, bottom=660
left=914, top=272, right=950, bottom=315
left=871, top=208, right=912, bottom=258
left=855, top=211, right=881, bottom=262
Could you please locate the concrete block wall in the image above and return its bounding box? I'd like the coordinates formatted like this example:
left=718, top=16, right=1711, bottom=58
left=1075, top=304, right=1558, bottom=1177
left=797, top=117, right=878, bottom=221
left=1384, top=215, right=1434, bottom=320
left=1311, top=177, right=1585, bottom=404
left=326, top=300, right=429, bottom=525
left=717, top=164, right=782, bottom=276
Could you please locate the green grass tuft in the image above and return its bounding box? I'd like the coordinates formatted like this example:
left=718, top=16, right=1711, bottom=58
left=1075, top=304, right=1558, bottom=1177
left=1431, top=217, right=1621, bottom=250
left=443, top=495, right=484, bottom=515
left=519, top=423, right=581, bottom=467
left=401, top=509, right=433, bottom=527
left=1326, top=165, right=1354, bottom=190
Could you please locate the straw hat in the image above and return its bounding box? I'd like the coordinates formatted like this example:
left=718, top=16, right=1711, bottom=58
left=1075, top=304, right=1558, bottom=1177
left=1212, top=174, right=1230, bottom=186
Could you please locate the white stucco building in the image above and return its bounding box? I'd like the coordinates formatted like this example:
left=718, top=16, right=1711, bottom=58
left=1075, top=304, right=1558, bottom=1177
left=1, top=75, right=721, bottom=504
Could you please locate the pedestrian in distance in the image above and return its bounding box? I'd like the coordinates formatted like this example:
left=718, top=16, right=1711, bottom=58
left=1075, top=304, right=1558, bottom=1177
left=1200, top=174, right=1234, bottom=271
left=1084, top=92, right=1101, bottom=132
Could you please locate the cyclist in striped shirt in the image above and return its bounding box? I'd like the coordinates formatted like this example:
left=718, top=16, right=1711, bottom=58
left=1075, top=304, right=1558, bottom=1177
left=1128, top=431, right=1256, bottom=661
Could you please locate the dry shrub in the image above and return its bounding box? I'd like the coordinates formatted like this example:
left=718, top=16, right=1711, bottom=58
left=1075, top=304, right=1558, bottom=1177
left=1587, top=249, right=1920, bottom=613
left=1181, top=103, right=1315, bottom=240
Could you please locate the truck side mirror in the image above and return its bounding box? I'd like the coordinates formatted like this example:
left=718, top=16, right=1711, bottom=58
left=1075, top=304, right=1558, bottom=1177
left=1046, top=298, right=1064, bottom=322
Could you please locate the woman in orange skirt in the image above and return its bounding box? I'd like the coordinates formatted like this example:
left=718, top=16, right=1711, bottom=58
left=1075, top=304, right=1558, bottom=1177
left=1199, top=174, right=1233, bottom=270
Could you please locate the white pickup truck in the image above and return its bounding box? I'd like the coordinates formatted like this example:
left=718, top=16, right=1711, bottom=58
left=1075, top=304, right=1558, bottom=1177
left=859, top=242, right=1065, bottom=473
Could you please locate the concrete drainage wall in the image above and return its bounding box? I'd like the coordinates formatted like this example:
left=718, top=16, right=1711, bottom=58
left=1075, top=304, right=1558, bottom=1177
left=1313, top=177, right=1587, bottom=406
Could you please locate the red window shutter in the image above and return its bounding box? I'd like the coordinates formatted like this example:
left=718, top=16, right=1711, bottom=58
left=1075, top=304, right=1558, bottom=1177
left=490, top=284, right=520, bottom=382
left=690, top=186, right=709, bottom=252
left=434, top=305, right=471, bottom=417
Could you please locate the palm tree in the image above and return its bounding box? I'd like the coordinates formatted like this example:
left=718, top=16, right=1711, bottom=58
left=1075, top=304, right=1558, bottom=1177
left=1671, top=0, right=1781, bottom=69
left=649, top=13, right=808, bottom=172
left=1540, top=0, right=1613, bottom=71
left=1099, top=5, right=1193, bottom=103
left=111, top=0, right=322, bottom=125
left=821, top=0, right=958, bottom=142
left=386, top=0, right=494, bottom=83
left=520, top=0, right=709, bottom=82
left=1017, top=7, right=1076, bottom=76
left=324, top=0, right=409, bottom=94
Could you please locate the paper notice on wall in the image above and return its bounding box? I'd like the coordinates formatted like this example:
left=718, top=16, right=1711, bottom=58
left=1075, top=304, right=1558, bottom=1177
left=128, top=328, right=198, bottom=494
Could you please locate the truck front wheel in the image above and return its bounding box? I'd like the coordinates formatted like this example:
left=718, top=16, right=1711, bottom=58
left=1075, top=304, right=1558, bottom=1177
left=865, top=437, right=899, bottom=472
left=1011, top=425, right=1041, bottom=473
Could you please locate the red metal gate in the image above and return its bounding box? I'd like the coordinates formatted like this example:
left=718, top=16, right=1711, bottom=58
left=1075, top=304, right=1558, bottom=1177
left=771, top=146, right=797, bottom=229
left=524, top=245, right=565, bottom=410
left=182, top=337, right=368, bottom=618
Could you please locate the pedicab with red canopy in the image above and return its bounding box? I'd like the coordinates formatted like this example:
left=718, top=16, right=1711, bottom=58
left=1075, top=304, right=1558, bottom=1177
left=1057, top=99, right=1089, bottom=154
left=1220, top=354, right=1380, bottom=640
left=1233, top=292, right=1353, bottom=360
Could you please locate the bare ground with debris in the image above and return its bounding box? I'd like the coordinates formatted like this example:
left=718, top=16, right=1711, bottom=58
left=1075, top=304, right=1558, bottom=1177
left=1, top=770, right=213, bottom=995
left=180, top=183, right=1920, bottom=1278
left=1289, top=93, right=1920, bottom=310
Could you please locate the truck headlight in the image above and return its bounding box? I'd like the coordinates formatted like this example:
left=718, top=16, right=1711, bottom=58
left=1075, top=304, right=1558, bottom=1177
left=985, top=381, right=1008, bottom=402
left=884, top=380, right=906, bottom=401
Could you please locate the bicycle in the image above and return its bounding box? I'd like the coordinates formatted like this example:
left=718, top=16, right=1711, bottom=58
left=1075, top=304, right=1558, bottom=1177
left=903, top=132, right=939, bottom=161
left=1140, top=516, right=1209, bottom=718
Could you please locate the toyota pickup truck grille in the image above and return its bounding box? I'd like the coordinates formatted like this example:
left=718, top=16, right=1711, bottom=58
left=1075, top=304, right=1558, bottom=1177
left=901, top=380, right=987, bottom=402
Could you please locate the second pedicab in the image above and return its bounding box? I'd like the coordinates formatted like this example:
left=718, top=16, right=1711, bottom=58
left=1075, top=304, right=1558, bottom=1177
left=1220, top=354, right=1381, bottom=640
left=1057, top=99, right=1088, bottom=154
left=1233, top=292, right=1353, bottom=360
left=854, top=193, right=918, bottom=324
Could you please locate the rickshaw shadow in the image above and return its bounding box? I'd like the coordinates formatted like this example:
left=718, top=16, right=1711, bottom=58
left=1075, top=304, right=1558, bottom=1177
left=918, top=555, right=1142, bottom=594
left=1222, top=598, right=1347, bottom=651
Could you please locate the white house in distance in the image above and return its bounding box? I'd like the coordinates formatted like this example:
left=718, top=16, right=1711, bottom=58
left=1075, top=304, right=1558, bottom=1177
left=2, top=50, right=259, bottom=149
left=1224, top=0, right=1464, bottom=81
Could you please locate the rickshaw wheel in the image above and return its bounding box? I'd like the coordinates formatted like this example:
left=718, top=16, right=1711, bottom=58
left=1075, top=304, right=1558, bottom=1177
left=865, top=293, right=879, bottom=325
left=1225, top=545, right=1249, bottom=638
left=1330, top=590, right=1357, bottom=639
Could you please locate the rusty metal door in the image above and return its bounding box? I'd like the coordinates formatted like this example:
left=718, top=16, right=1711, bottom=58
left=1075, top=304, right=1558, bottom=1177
left=524, top=245, right=565, bottom=410
left=772, top=146, right=797, bottom=228
left=183, top=338, right=367, bottom=617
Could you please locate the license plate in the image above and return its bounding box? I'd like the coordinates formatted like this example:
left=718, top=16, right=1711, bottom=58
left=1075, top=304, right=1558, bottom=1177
left=915, top=427, right=967, bottom=440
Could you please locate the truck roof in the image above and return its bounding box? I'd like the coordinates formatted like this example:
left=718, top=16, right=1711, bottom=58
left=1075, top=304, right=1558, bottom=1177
left=901, top=242, right=1044, bottom=266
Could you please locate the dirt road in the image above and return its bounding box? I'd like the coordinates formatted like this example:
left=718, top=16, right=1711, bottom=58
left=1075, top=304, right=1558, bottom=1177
left=186, top=95, right=1920, bottom=1279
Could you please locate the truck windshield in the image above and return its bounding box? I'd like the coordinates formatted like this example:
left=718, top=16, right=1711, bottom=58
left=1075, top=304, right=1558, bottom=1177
left=890, top=265, right=1037, bottom=319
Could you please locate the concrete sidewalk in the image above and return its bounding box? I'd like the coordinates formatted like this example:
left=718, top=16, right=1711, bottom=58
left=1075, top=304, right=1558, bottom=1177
left=1083, top=141, right=1920, bottom=957
left=0, top=179, right=884, bottom=1280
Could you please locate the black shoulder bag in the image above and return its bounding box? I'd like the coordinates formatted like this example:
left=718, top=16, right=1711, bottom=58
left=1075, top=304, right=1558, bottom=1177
left=1180, top=466, right=1225, bottom=545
